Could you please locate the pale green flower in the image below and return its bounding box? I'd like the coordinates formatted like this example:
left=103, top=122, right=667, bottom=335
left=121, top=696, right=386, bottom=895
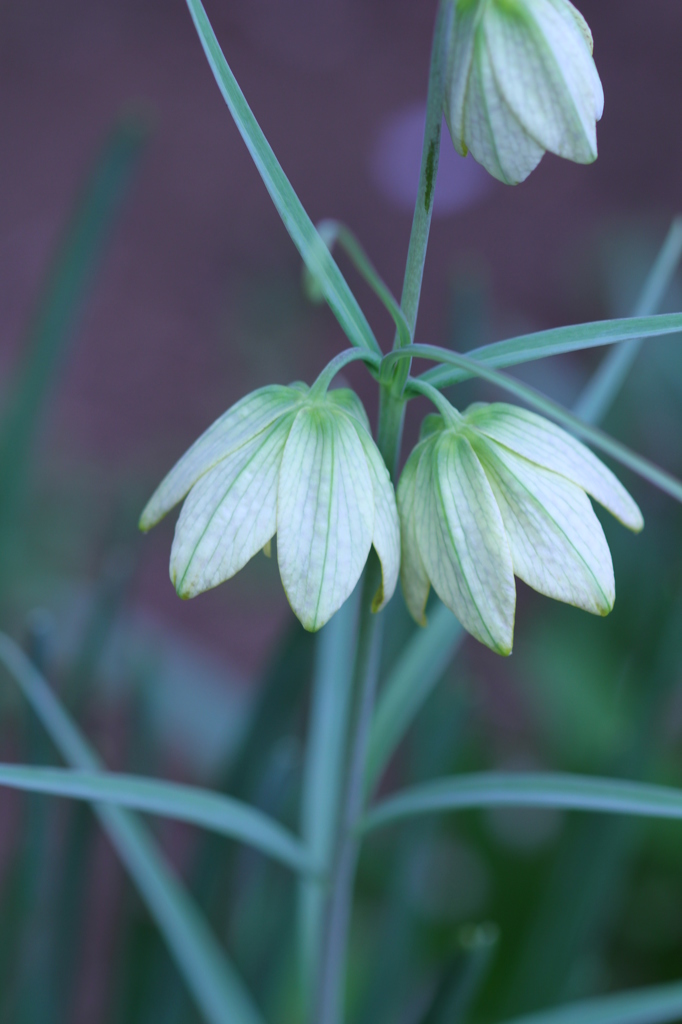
left=398, top=402, right=643, bottom=655
left=140, top=384, right=400, bottom=631
left=445, top=0, right=604, bottom=185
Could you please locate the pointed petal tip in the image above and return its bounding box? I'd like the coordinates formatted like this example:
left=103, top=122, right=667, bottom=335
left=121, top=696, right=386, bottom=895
left=139, top=499, right=162, bottom=532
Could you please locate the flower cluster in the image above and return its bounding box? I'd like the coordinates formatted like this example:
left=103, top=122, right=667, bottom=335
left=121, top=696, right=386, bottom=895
left=397, top=402, right=643, bottom=653
left=139, top=384, right=400, bottom=632
left=444, top=0, right=604, bottom=185
left=141, top=383, right=642, bottom=654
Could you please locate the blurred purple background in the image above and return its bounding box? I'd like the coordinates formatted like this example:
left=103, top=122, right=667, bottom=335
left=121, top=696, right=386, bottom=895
left=1, top=0, right=681, bottom=675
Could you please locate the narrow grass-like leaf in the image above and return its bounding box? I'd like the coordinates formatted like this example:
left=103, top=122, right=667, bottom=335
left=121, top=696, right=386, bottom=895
left=184, top=0, right=380, bottom=355
left=0, top=634, right=266, bottom=1024
left=402, top=348, right=682, bottom=504
left=298, top=591, right=359, bottom=1012
left=497, top=978, right=682, bottom=1024
left=417, top=313, right=682, bottom=390
left=574, top=217, right=682, bottom=424
left=365, top=603, right=464, bottom=796
left=361, top=772, right=682, bottom=833
left=0, top=764, right=312, bottom=874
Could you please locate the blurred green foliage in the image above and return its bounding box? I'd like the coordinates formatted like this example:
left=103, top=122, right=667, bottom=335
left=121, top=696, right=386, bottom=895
left=1, top=107, right=682, bottom=1024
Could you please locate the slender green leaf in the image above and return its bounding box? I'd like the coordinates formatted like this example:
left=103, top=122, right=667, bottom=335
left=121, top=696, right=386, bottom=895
left=0, top=634, right=266, bottom=1024
left=417, top=312, right=682, bottom=390
left=397, top=0, right=452, bottom=342
left=184, top=0, right=380, bottom=355
left=361, top=771, right=682, bottom=833
left=497, top=978, right=682, bottom=1024
left=574, top=217, right=682, bottom=423
left=298, top=591, right=359, bottom=1012
left=402, top=348, right=682, bottom=504
left=0, top=764, right=312, bottom=874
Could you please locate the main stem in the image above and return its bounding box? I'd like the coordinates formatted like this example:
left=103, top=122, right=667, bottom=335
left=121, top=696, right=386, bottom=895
left=313, top=557, right=384, bottom=1024
left=313, top=4, right=452, bottom=1022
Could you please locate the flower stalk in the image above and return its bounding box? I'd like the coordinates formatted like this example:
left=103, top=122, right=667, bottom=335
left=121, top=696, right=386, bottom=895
left=311, top=4, right=453, bottom=1020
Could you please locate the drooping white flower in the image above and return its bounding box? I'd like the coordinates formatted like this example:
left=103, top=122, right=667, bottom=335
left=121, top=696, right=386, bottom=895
left=398, top=402, right=643, bottom=655
left=140, top=384, right=400, bottom=631
left=445, top=0, right=604, bottom=185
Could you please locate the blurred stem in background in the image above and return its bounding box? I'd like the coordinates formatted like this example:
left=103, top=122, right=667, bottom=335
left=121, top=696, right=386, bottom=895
left=0, top=113, right=148, bottom=603
left=494, top=217, right=682, bottom=1021
left=0, top=112, right=148, bottom=1024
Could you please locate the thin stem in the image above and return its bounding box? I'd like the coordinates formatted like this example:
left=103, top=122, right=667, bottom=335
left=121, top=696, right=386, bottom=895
left=573, top=217, right=682, bottom=424
left=313, top=221, right=412, bottom=349
left=397, top=0, right=452, bottom=346
left=407, top=376, right=462, bottom=425
left=379, top=0, right=452, bottom=476
left=310, top=348, right=380, bottom=398
left=310, top=5, right=453, bottom=1019
left=313, top=559, right=384, bottom=1024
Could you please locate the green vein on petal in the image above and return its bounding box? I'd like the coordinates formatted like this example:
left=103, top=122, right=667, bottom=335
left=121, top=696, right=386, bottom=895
left=171, top=415, right=293, bottom=597
left=471, top=434, right=614, bottom=616
left=466, top=402, right=643, bottom=531
left=416, top=432, right=515, bottom=654
left=140, top=386, right=303, bottom=530
left=277, top=407, right=374, bottom=631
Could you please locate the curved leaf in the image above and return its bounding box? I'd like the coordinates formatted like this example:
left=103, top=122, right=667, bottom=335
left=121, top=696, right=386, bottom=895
left=0, top=635, right=266, bottom=1024
left=418, top=313, right=682, bottom=390
left=496, top=977, right=682, bottom=1024
left=0, top=763, right=313, bottom=874
left=362, top=771, right=682, bottom=833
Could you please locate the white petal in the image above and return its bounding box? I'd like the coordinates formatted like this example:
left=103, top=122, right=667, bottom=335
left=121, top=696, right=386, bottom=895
left=444, top=0, right=483, bottom=157
left=485, top=0, right=600, bottom=164
left=354, top=424, right=400, bottom=613
left=464, top=26, right=544, bottom=185
left=473, top=436, right=615, bottom=615
left=397, top=443, right=431, bottom=626
left=277, top=407, right=374, bottom=631
left=140, top=386, right=303, bottom=530
left=170, top=415, right=293, bottom=598
left=416, top=432, right=516, bottom=654
left=465, top=403, right=644, bottom=531
left=326, top=388, right=371, bottom=433
left=543, top=0, right=604, bottom=117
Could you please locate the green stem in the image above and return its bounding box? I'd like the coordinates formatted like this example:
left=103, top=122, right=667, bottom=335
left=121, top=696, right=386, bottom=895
left=379, top=0, right=452, bottom=476
left=313, top=559, right=384, bottom=1024
left=311, top=5, right=453, bottom=1021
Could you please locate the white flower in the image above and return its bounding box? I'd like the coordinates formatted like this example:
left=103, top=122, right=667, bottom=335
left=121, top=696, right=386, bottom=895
left=445, top=0, right=604, bottom=185
left=140, top=384, right=400, bottom=631
left=398, top=403, right=643, bottom=655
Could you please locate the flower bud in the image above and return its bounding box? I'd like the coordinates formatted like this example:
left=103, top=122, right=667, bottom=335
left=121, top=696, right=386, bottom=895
left=140, top=384, right=400, bottom=632
left=398, top=402, right=643, bottom=655
left=445, top=0, right=604, bottom=185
